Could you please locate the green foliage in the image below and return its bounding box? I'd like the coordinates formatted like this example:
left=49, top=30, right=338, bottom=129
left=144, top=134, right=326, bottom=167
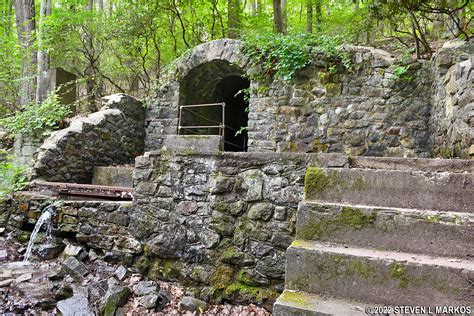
left=0, top=151, right=29, bottom=199
left=242, top=33, right=351, bottom=81
left=1, top=93, right=70, bottom=138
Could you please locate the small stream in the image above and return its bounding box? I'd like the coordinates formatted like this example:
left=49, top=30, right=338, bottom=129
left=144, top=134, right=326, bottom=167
left=23, top=203, right=57, bottom=262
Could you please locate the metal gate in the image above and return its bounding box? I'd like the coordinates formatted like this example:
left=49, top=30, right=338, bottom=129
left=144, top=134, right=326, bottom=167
left=177, top=102, right=246, bottom=151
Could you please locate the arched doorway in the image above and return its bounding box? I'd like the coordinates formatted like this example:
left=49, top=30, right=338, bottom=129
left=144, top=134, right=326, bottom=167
left=179, top=60, right=250, bottom=152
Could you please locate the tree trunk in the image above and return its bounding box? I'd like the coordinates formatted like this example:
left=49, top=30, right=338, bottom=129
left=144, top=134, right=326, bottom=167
left=36, top=0, right=51, bottom=104
left=272, top=0, right=284, bottom=34
left=306, top=0, right=313, bottom=33
left=227, top=0, right=241, bottom=38
left=14, top=0, right=36, bottom=106
left=281, top=0, right=287, bottom=33
left=315, top=0, right=321, bottom=31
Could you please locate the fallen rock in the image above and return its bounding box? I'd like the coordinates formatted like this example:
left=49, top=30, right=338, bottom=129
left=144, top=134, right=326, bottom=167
left=0, top=278, right=13, bottom=287
left=138, top=293, right=158, bottom=309
left=102, top=281, right=131, bottom=316
left=179, top=296, right=208, bottom=313
left=63, top=244, right=87, bottom=261
left=62, top=256, right=88, bottom=281
left=156, top=288, right=172, bottom=310
left=0, top=227, right=5, bottom=234
left=55, top=285, right=73, bottom=300
left=15, top=273, right=32, bottom=283
left=37, top=243, right=65, bottom=260
left=57, top=293, right=94, bottom=316
left=132, top=280, right=157, bottom=296
left=48, top=266, right=64, bottom=280
left=115, top=265, right=127, bottom=281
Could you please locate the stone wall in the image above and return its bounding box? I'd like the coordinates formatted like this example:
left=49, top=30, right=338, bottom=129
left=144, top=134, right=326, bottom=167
left=146, top=39, right=473, bottom=158
left=33, top=94, right=146, bottom=183
left=130, top=150, right=347, bottom=307
left=1, top=193, right=142, bottom=264
left=13, top=134, right=45, bottom=167
left=430, top=40, right=473, bottom=158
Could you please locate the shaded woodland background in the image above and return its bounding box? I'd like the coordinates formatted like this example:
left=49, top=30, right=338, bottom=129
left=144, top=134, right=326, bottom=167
left=0, top=0, right=472, bottom=117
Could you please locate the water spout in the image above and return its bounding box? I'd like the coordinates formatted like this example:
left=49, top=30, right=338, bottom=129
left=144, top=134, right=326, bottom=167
left=23, top=203, right=57, bottom=262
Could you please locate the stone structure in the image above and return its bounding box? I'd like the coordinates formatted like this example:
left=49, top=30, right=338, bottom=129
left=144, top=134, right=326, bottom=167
left=130, top=148, right=347, bottom=306
left=1, top=193, right=141, bottom=263
left=147, top=39, right=473, bottom=158
left=430, top=40, right=473, bottom=158
left=33, top=94, right=145, bottom=183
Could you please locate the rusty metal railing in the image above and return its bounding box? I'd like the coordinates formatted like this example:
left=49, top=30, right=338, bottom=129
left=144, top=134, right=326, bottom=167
left=177, top=102, right=247, bottom=151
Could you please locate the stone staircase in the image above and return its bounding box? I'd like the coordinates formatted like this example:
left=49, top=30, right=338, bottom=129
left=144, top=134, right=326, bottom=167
left=274, top=158, right=474, bottom=315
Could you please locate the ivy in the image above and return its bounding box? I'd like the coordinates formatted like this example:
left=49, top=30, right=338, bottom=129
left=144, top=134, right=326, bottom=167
left=1, top=92, right=71, bottom=138
left=242, top=33, right=352, bottom=81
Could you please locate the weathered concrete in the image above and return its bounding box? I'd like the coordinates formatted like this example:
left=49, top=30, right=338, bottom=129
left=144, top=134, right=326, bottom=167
left=162, top=135, right=222, bottom=154
left=273, top=290, right=366, bottom=316
left=92, top=166, right=134, bottom=188
left=285, top=240, right=474, bottom=306
left=304, top=167, right=473, bottom=213
left=297, top=202, right=474, bottom=259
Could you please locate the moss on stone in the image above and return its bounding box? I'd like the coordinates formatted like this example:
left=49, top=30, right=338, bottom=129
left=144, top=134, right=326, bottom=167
left=210, top=265, right=234, bottom=289
left=278, top=290, right=313, bottom=307
left=312, top=140, right=329, bottom=153
left=304, top=167, right=330, bottom=197
left=148, top=259, right=181, bottom=281
left=224, top=282, right=278, bottom=302
left=390, top=262, right=409, bottom=288
left=297, top=207, right=376, bottom=240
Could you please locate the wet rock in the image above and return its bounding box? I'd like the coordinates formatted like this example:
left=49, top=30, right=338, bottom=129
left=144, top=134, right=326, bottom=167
left=179, top=296, right=207, bottom=313
left=62, top=256, right=88, bottom=281
left=37, top=243, right=65, bottom=260
left=132, top=280, right=157, bottom=296
left=138, top=293, right=158, bottom=309
left=115, top=265, right=127, bottom=281
left=57, top=292, right=94, bottom=316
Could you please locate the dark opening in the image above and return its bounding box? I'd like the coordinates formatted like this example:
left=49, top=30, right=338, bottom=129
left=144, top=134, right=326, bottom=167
left=179, top=60, right=250, bottom=152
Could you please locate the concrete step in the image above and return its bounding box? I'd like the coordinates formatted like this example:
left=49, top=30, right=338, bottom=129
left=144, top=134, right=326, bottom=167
left=273, top=290, right=366, bottom=316
left=92, top=165, right=133, bottom=188
left=304, top=167, right=473, bottom=213
left=296, top=202, right=474, bottom=259
left=285, top=240, right=474, bottom=307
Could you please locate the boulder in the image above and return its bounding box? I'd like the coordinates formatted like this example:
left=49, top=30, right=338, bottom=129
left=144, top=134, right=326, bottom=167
left=179, top=296, right=207, bottom=313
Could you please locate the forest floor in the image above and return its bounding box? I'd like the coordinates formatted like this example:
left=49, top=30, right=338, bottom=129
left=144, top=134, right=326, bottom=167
left=0, top=231, right=270, bottom=315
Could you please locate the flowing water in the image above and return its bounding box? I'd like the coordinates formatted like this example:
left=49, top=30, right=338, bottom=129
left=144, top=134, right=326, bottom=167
left=23, top=204, right=56, bottom=262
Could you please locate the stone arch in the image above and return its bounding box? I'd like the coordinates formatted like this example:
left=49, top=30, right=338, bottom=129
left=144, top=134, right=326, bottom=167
left=174, top=39, right=251, bottom=151
left=146, top=39, right=255, bottom=152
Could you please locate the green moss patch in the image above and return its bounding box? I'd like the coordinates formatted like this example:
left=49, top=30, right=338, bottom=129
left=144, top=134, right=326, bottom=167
left=304, top=167, right=330, bottom=197
left=210, top=265, right=234, bottom=289
left=297, top=207, right=376, bottom=240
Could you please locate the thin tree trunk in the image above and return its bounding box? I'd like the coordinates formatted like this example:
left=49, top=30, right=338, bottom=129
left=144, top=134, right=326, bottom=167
left=14, top=0, right=36, bottom=106
left=36, top=0, right=51, bottom=104
left=281, top=0, right=287, bottom=33
left=272, top=0, right=284, bottom=34
left=306, top=0, right=313, bottom=33
left=315, top=0, right=321, bottom=31
left=227, top=0, right=241, bottom=38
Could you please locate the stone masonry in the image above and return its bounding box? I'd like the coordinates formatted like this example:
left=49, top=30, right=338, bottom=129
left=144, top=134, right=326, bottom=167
left=146, top=39, right=473, bottom=158
left=33, top=94, right=146, bottom=183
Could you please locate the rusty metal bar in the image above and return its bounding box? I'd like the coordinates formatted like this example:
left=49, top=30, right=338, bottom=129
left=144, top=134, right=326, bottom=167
left=179, top=125, right=221, bottom=129
left=30, top=180, right=133, bottom=200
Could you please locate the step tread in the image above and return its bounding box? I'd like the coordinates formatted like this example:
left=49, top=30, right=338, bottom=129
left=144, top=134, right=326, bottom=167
left=290, top=240, right=474, bottom=270
left=300, top=201, right=474, bottom=222
left=274, top=290, right=366, bottom=316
